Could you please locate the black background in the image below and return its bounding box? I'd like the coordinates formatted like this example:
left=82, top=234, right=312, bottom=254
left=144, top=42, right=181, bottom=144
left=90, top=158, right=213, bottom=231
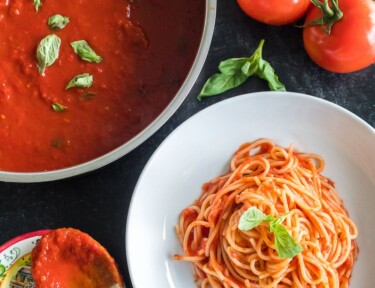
left=0, top=1, right=374, bottom=287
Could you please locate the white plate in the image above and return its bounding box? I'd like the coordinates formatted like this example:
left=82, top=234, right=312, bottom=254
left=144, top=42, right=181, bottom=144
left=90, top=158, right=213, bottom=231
left=126, top=92, right=375, bottom=287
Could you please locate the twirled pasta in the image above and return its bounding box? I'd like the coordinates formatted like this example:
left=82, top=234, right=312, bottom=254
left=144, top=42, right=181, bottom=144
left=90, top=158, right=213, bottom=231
left=174, top=138, right=358, bottom=288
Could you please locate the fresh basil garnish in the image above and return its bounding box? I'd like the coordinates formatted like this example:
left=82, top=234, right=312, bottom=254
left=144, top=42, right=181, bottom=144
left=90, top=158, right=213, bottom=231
left=71, top=40, right=102, bottom=63
left=36, top=34, right=61, bottom=74
left=238, top=207, right=272, bottom=231
left=65, top=73, right=93, bottom=89
left=79, top=91, right=96, bottom=101
left=48, top=14, right=70, bottom=30
left=269, top=221, right=303, bottom=259
left=198, top=39, right=285, bottom=100
left=33, top=0, right=42, bottom=11
left=256, top=58, right=286, bottom=91
left=52, top=103, right=67, bottom=112
left=238, top=207, right=303, bottom=259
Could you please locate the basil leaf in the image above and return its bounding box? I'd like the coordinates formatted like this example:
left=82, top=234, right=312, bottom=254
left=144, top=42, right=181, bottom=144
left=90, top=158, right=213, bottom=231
left=240, top=40, right=263, bottom=77
left=197, top=72, right=248, bottom=101
left=256, top=59, right=286, bottom=92
left=36, top=34, right=61, bottom=74
left=240, top=60, right=258, bottom=77
left=65, top=73, right=93, bottom=89
left=269, top=223, right=303, bottom=259
left=52, top=103, right=66, bottom=112
left=48, top=14, right=70, bottom=30
left=238, top=207, right=269, bottom=231
left=238, top=207, right=302, bottom=259
left=33, top=0, right=42, bottom=11
left=218, top=58, right=249, bottom=75
left=51, top=138, right=63, bottom=148
left=79, top=91, right=96, bottom=101
left=197, top=39, right=285, bottom=100
left=71, top=40, right=102, bottom=63
left=271, top=212, right=289, bottom=226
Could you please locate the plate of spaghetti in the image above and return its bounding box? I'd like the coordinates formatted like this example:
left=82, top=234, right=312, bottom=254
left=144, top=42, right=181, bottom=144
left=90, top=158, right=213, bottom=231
left=126, top=92, right=375, bottom=288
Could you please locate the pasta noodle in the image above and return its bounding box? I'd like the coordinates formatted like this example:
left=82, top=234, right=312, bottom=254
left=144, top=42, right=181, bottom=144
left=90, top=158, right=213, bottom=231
left=174, top=138, right=358, bottom=288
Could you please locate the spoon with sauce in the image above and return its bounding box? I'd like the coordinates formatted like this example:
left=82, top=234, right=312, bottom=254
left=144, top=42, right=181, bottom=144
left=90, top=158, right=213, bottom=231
left=31, top=228, right=124, bottom=288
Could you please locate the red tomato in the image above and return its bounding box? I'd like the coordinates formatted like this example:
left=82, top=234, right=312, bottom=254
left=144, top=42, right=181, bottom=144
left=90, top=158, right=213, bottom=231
left=303, top=0, right=375, bottom=73
left=237, top=0, right=311, bottom=25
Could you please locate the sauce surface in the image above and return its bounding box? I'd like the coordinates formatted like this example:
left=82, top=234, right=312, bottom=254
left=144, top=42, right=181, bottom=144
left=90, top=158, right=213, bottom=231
left=0, top=0, right=204, bottom=171
left=31, top=228, right=123, bottom=288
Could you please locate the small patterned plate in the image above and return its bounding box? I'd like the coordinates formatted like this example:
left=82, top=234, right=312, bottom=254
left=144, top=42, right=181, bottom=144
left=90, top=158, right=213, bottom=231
left=0, top=230, right=50, bottom=288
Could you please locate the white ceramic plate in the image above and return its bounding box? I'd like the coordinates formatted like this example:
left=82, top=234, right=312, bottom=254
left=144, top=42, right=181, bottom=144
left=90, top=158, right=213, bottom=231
left=126, top=92, right=375, bottom=287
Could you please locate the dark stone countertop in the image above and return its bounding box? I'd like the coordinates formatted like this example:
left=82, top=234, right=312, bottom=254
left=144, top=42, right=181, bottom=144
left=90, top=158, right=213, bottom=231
left=0, top=1, right=374, bottom=287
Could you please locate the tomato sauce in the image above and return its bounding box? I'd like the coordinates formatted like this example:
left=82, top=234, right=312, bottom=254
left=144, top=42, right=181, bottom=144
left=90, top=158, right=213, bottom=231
left=0, top=0, right=205, bottom=171
left=31, top=228, right=123, bottom=287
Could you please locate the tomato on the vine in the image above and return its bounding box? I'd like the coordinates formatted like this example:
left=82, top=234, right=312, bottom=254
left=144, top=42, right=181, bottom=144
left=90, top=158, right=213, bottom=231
left=237, top=0, right=311, bottom=25
left=303, top=0, right=375, bottom=73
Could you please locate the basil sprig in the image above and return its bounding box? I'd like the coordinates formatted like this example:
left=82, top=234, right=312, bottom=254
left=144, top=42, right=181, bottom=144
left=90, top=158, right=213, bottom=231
left=48, top=14, right=70, bottom=30
left=79, top=91, right=96, bottom=101
left=52, top=103, right=67, bottom=112
left=197, top=39, right=285, bottom=100
left=66, top=73, right=93, bottom=89
left=71, top=40, right=103, bottom=63
left=238, top=207, right=303, bottom=259
left=36, top=34, right=61, bottom=74
left=33, top=0, right=42, bottom=11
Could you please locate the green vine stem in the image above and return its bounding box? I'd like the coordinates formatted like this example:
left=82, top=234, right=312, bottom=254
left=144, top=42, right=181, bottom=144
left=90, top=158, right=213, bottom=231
left=306, top=0, right=344, bottom=34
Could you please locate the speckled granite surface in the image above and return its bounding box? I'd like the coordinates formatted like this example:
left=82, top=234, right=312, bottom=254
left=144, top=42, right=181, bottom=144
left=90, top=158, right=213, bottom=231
left=0, top=1, right=374, bottom=287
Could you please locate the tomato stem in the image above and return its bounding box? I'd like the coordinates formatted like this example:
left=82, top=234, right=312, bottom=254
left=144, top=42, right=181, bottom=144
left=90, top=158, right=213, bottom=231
left=307, top=0, right=343, bottom=34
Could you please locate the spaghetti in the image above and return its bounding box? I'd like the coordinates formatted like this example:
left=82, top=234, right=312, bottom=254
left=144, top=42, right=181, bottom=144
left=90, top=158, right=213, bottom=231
left=174, top=138, right=358, bottom=288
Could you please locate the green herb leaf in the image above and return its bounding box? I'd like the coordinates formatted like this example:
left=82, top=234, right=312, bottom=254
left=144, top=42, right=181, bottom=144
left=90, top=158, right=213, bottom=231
left=197, top=39, right=285, bottom=100
left=238, top=207, right=269, bottom=231
left=51, top=138, right=63, bottom=148
left=198, top=72, right=248, bottom=101
left=218, top=58, right=249, bottom=75
left=269, top=223, right=303, bottom=259
left=256, top=59, right=286, bottom=92
left=71, top=40, right=103, bottom=63
left=241, top=40, right=264, bottom=77
left=36, top=34, right=61, bottom=74
left=238, top=207, right=302, bottom=259
left=52, top=103, right=66, bottom=112
left=33, top=0, right=42, bottom=11
left=48, top=14, right=70, bottom=30
left=79, top=91, right=96, bottom=101
left=65, top=73, right=93, bottom=89
left=271, top=212, right=288, bottom=226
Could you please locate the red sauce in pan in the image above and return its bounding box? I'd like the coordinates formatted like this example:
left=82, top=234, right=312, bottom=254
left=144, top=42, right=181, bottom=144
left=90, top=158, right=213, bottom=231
left=0, top=0, right=204, bottom=172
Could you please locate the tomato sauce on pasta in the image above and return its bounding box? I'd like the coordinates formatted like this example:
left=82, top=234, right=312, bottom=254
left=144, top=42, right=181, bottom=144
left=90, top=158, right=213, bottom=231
left=175, top=138, right=358, bottom=288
